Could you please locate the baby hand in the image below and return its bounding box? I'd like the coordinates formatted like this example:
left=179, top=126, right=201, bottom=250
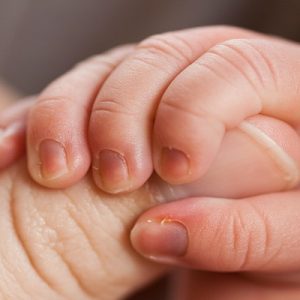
left=2, top=26, right=300, bottom=197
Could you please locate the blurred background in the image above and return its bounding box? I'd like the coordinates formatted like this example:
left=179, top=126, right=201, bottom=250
left=0, top=0, right=300, bottom=96
left=0, top=0, right=299, bottom=298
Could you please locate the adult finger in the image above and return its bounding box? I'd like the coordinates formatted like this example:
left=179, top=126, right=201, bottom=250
left=89, top=26, right=261, bottom=193
left=153, top=37, right=300, bottom=184
left=27, top=45, right=133, bottom=188
left=131, top=189, right=300, bottom=273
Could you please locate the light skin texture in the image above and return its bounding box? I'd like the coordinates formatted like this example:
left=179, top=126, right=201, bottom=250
left=2, top=25, right=300, bottom=299
left=0, top=159, right=162, bottom=300
left=23, top=26, right=300, bottom=192
left=24, top=26, right=264, bottom=191
left=2, top=107, right=300, bottom=299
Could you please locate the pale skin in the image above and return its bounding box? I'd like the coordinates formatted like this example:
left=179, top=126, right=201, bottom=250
left=2, top=25, right=300, bottom=299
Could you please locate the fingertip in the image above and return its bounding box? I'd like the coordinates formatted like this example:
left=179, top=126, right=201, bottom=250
left=92, top=150, right=153, bottom=194
left=26, top=98, right=92, bottom=189
left=27, top=140, right=91, bottom=189
left=153, top=115, right=225, bottom=185
left=89, top=112, right=154, bottom=194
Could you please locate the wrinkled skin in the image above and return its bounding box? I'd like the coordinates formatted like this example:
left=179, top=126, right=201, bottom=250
left=2, top=23, right=300, bottom=299
left=0, top=160, right=163, bottom=300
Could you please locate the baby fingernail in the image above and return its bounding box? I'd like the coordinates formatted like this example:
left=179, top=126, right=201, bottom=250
left=39, top=139, right=68, bottom=180
left=131, top=219, right=188, bottom=262
left=160, top=148, right=190, bottom=181
left=95, top=149, right=130, bottom=193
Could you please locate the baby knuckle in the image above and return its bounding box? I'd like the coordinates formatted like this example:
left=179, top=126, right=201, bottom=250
left=136, top=33, right=194, bottom=66
left=30, top=96, right=75, bottom=123
left=208, top=39, right=270, bottom=90
left=37, top=95, right=73, bottom=108
left=92, top=98, right=136, bottom=117
left=159, top=99, right=200, bottom=122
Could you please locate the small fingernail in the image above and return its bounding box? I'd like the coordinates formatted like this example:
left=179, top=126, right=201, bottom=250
left=131, top=219, right=188, bottom=262
left=160, top=148, right=190, bottom=180
left=94, top=149, right=130, bottom=193
left=39, top=139, right=68, bottom=180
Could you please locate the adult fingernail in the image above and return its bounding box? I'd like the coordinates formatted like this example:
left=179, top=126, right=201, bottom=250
left=94, top=149, right=130, bottom=193
left=160, top=148, right=190, bottom=182
left=131, top=218, right=188, bottom=262
left=39, top=139, right=68, bottom=180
